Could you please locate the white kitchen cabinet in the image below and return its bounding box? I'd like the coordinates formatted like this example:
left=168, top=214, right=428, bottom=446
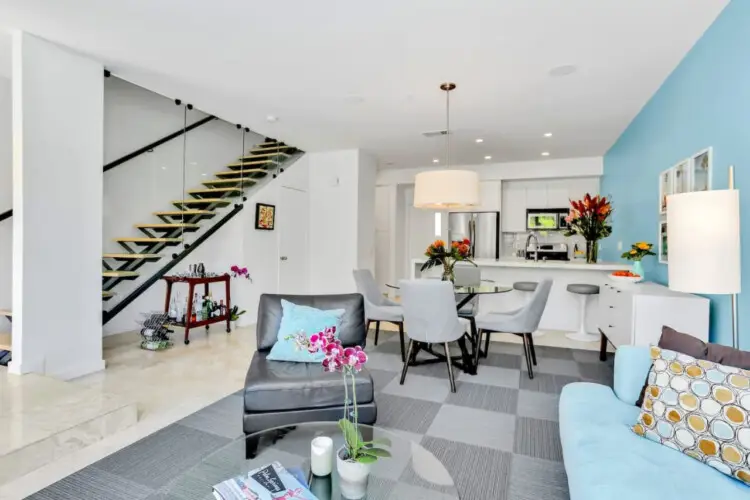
left=566, top=177, right=600, bottom=203
left=546, top=180, right=570, bottom=208
left=453, top=180, right=502, bottom=212
left=524, top=184, right=547, bottom=208
left=502, top=182, right=527, bottom=232
left=598, top=282, right=709, bottom=348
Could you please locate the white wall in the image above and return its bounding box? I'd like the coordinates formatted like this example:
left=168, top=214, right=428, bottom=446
left=308, top=150, right=376, bottom=294
left=0, top=76, right=11, bottom=317
left=11, top=32, right=104, bottom=379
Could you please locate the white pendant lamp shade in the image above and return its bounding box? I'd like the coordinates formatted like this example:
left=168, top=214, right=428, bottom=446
left=414, top=170, right=480, bottom=209
left=667, top=189, right=741, bottom=294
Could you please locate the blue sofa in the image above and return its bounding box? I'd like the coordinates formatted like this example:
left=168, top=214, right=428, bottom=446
left=559, top=345, right=749, bottom=500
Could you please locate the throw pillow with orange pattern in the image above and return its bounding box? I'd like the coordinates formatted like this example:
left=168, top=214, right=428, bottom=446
left=633, top=346, right=750, bottom=486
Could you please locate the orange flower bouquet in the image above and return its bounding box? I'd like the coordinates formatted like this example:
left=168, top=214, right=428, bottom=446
left=564, top=194, right=613, bottom=263
left=420, top=239, right=475, bottom=282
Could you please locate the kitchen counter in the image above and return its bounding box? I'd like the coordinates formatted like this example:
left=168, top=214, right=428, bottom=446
left=408, top=257, right=632, bottom=334
left=411, top=257, right=629, bottom=272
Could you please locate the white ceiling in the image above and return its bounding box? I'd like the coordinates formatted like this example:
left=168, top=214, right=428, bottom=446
left=0, top=0, right=728, bottom=168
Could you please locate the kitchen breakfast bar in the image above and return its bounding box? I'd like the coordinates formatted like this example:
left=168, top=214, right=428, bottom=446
left=410, top=257, right=630, bottom=334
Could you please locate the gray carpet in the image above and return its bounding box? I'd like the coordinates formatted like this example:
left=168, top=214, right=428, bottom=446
left=29, top=333, right=614, bottom=500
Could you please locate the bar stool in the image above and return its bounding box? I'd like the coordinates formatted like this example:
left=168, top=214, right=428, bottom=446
left=513, top=282, right=544, bottom=338
left=565, top=284, right=600, bottom=342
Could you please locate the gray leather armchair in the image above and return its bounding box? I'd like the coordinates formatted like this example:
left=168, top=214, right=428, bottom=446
left=243, top=293, right=377, bottom=458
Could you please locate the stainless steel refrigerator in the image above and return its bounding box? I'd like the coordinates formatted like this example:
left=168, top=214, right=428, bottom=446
left=447, top=211, right=501, bottom=259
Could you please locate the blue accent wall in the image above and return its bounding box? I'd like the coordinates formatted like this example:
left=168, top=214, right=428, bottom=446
left=601, top=0, right=748, bottom=348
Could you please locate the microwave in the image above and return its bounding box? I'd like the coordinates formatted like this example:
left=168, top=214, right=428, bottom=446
left=526, top=211, right=559, bottom=230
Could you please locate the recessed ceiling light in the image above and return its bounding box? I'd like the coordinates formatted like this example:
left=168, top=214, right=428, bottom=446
left=544, top=132, right=552, bottom=137
left=433, top=158, right=439, bottom=163
left=266, top=115, right=278, bottom=122
left=549, top=65, right=577, bottom=77
left=541, top=152, right=550, bottom=156
left=201, top=173, right=208, bottom=176
left=475, top=138, right=484, bottom=143
left=484, top=155, right=492, bottom=160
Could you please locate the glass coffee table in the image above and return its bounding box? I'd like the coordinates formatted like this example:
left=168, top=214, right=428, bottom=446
left=157, top=422, right=461, bottom=499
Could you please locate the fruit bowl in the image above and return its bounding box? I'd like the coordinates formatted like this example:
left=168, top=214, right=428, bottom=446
left=609, top=271, right=643, bottom=283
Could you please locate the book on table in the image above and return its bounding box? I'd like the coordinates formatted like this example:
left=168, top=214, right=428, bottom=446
left=213, top=461, right=318, bottom=500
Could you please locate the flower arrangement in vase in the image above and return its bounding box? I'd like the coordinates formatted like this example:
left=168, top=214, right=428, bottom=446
left=564, top=194, right=613, bottom=264
left=298, top=328, right=390, bottom=498
left=230, top=265, right=252, bottom=282
left=621, top=242, right=655, bottom=278
left=420, top=239, right=475, bottom=282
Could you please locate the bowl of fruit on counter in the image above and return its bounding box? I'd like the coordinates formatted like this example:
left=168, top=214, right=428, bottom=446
left=609, top=270, right=643, bottom=283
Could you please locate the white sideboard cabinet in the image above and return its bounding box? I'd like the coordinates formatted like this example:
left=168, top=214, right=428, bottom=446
left=598, top=281, right=709, bottom=353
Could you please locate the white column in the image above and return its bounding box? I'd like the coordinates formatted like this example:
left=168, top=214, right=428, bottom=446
left=307, top=149, right=376, bottom=294
left=10, top=32, right=104, bottom=379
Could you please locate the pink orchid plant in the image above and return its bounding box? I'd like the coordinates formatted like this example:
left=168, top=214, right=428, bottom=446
left=303, top=327, right=390, bottom=464
left=230, top=265, right=252, bottom=282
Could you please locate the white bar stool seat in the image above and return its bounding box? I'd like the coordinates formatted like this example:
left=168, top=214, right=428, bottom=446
left=565, top=283, right=600, bottom=342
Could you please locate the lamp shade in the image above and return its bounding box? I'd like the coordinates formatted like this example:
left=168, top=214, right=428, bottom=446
left=414, top=170, right=480, bottom=209
left=667, top=189, right=741, bottom=294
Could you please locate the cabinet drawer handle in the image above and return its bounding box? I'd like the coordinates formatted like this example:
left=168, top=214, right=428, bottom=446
left=609, top=325, right=614, bottom=328
left=609, top=305, right=614, bottom=309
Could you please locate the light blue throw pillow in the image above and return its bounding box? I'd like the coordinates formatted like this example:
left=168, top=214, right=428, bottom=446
left=267, top=299, right=345, bottom=363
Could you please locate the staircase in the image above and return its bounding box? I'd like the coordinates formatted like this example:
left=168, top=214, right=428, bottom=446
left=101, top=139, right=301, bottom=316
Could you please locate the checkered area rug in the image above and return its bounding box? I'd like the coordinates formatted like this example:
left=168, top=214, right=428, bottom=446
left=30, top=331, right=614, bottom=500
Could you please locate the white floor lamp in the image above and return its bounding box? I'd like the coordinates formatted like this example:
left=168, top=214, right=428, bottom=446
left=667, top=167, right=741, bottom=348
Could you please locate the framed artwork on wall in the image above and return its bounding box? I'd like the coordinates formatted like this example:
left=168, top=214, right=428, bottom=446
left=673, top=160, right=690, bottom=195
left=690, top=147, right=712, bottom=192
left=659, top=221, right=668, bottom=264
left=659, top=168, right=674, bottom=215
left=255, top=203, right=276, bottom=230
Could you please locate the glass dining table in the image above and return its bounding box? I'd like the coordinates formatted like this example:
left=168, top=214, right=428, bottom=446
left=385, top=282, right=512, bottom=374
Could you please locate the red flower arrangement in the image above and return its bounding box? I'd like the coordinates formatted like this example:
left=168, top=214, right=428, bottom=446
left=564, top=194, right=613, bottom=263
left=420, top=238, right=475, bottom=282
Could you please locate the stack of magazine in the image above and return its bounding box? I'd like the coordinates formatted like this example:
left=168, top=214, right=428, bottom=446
left=213, top=461, right=319, bottom=500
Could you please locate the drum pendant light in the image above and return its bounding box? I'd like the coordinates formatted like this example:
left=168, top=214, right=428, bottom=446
left=414, top=83, right=479, bottom=209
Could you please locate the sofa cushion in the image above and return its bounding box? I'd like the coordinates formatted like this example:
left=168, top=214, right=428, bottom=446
left=244, top=351, right=374, bottom=413
left=560, top=382, right=749, bottom=500
left=633, top=346, right=750, bottom=486
left=707, top=343, right=750, bottom=370
left=266, top=299, right=345, bottom=363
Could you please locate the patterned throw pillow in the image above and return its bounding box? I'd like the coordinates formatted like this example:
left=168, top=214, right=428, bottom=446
left=266, top=300, right=345, bottom=363
left=633, top=346, right=750, bottom=486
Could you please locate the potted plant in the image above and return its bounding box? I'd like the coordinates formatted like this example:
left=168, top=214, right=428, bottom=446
left=420, top=238, right=474, bottom=282
left=621, top=241, right=656, bottom=278
left=302, top=329, right=391, bottom=499
left=229, top=305, right=245, bottom=331
left=564, top=194, right=613, bottom=263
left=230, top=265, right=252, bottom=282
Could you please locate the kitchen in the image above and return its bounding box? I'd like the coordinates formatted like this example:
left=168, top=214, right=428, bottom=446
left=375, top=160, right=631, bottom=349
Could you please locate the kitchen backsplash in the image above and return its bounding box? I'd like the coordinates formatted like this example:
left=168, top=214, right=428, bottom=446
left=501, top=231, right=587, bottom=258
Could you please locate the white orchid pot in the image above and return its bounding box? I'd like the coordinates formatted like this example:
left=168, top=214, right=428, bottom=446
left=336, top=446, right=371, bottom=499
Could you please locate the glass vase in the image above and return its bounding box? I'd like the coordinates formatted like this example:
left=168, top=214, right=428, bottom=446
left=632, top=260, right=645, bottom=278
left=585, top=240, right=599, bottom=264
left=441, top=262, right=455, bottom=282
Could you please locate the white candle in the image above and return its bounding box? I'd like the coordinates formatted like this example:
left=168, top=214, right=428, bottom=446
left=310, top=436, right=334, bottom=476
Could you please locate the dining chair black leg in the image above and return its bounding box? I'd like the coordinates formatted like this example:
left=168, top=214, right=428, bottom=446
left=398, top=322, right=406, bottom=362
left=374, top=321, right=380, bottom=346
left=399, top=340, right=414, bottom=385
left=474, top=329, right=484, bottom=368
left=444, top=342, right=457, bottom=393
left=483, top=329, right=491, bottom=358
left=528, top=333, right=537, bottom=366
left=521, top=333, right=534, bottom=379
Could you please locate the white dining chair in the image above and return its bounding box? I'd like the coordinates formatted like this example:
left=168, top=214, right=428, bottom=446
left=352, top=269, right=405, bottom=361
left=398, top=279, right=471, bottom=393
left=453, top=264, right=481, bottom=316
left=474, top=279, right=553, bottom=379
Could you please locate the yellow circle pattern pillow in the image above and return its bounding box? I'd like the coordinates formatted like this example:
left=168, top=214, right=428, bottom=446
left=633, top=346, right=750, bottom=486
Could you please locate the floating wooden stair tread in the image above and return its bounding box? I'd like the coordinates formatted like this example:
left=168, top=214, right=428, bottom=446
left=103, top=253, right=160, bottom=260
left=0, top=333, right=10, bottom=352
left=202, top=178, right=257, bottom=187
left=250, top=144, right=294, bottom=153
left=215, top=169, right=268, bottom=178
left=172, top=198, right=231, bottom=207
left=102, top=270, right=139, bottom=278
left=239, top=152, right=290, bottom=161
left=102, top=291, right=115, bottom=298
left=188, top=187, right=242, bottom=196
left=115, top=237, right=182, bottom=243
left=226, top=160, right=274, bottom=169
left=0, top=309, right=11, bottom=318
left=154, top=210, right=215, bottom=216
left=135, top=223, right=200, bottom=229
